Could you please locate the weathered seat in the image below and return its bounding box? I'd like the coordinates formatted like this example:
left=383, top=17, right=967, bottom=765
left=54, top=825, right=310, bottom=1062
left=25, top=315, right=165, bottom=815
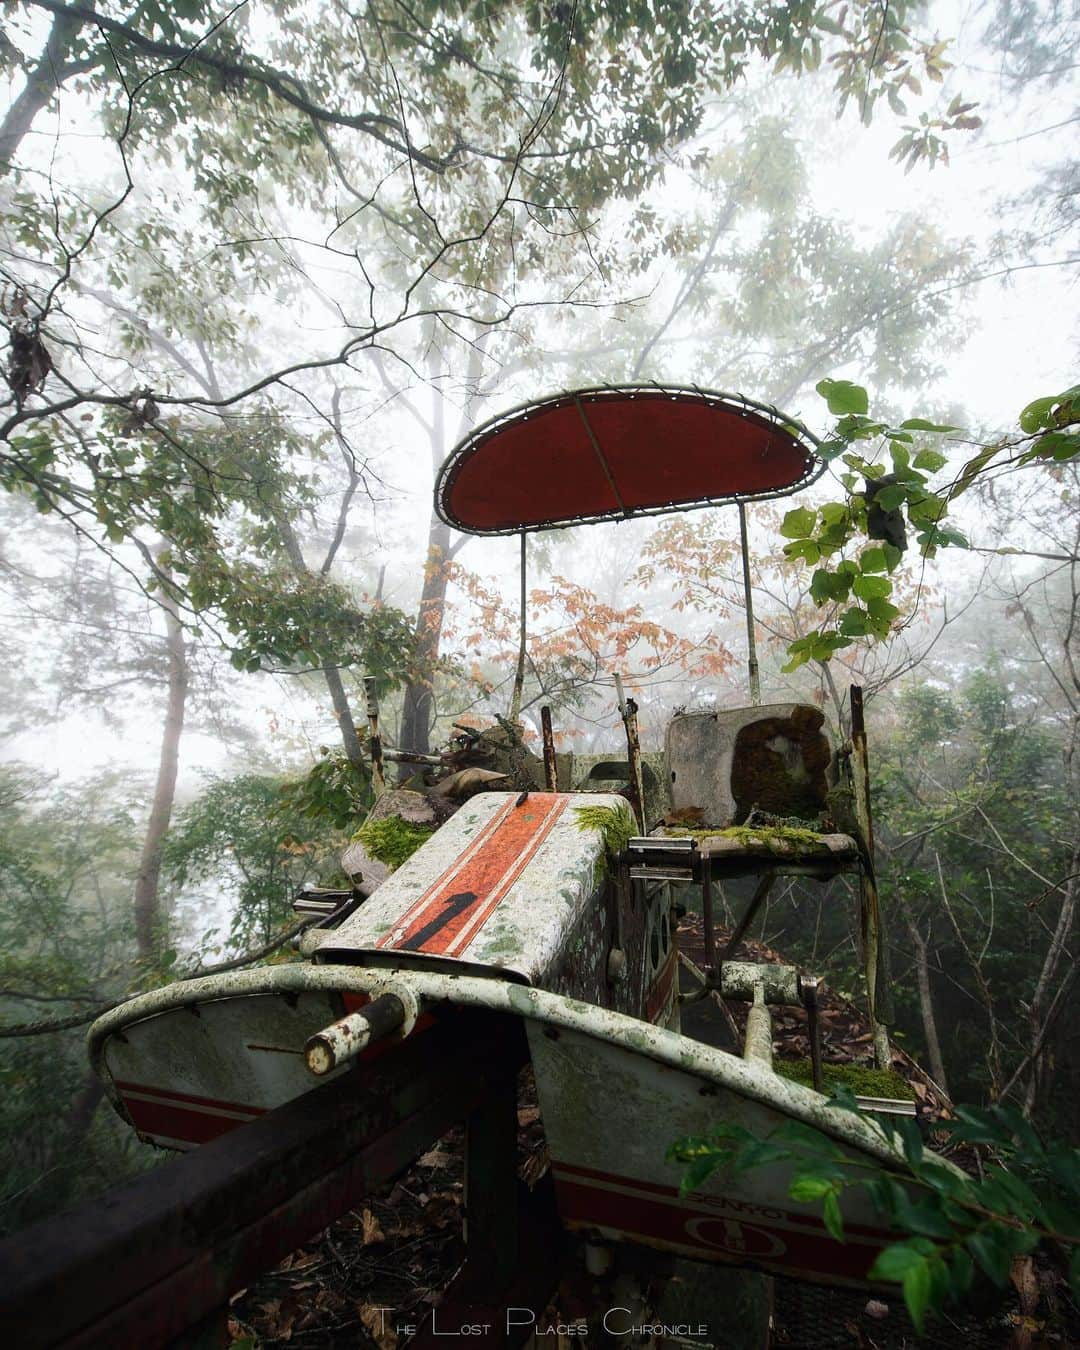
left=665, top=702, right=831, bottom=827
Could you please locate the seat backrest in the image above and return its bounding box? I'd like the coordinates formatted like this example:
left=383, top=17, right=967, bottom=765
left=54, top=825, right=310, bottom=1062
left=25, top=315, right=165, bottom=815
left=665, top=703, right=831, bottom=826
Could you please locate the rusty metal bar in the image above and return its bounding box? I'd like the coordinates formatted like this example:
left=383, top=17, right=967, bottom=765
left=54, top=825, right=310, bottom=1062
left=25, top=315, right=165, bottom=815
left=850, top=685, right=891, bottom=1069
left=305, top=992, right=405, bottom=1075
left=737, top=501, right=761, bottom=706
left=743, top=983, right=773, bottom=1066
left=509, top=531, right=528, bottom=722
left=364, top=675, right=386, bottom=798
left=464, top=1063, right=519, bottom=1288
left=0, top=1013, right=525, bottom=1350
left=383, top=748, right=444, bottom=766
left=540, top=705, right=558, bottom=791
left=801, top=975, right=824, bottom=1093
left=574, top=395, right=627, bottom=514
left=701, top=851, right=716, bottom=975
left=614, top=673, right=647, bottom=831
left=718, top=871, right=775, bottom=963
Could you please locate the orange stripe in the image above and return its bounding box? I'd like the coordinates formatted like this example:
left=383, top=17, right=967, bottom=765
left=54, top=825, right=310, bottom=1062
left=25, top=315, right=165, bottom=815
left=375, top=797, right=515, bottom=948
left=378, top=794, right=571, bottom=957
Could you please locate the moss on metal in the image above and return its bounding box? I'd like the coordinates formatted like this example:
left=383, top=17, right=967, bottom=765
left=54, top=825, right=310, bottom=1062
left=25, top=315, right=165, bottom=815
left=664, top=824, right=830, bottom=850
left=353, top=816, right=436, bottom=872
left=574, top=801, right=636, bottom=882
left=775, top=1058, right=915, bottom=1100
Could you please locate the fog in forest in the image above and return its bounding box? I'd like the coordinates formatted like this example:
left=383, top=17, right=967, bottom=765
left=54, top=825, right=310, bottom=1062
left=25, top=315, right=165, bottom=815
left=0, top=0, right=1077, bottom=1308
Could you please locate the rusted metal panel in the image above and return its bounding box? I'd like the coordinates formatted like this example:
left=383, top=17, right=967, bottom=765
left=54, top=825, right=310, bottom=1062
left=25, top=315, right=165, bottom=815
left=526, top=1021, right=896, bottom=1288
left=103, top=989, right=349, bottom=1149
left=666, top=703, right=831, bottom=825
left=315, top=791, right=623, bottom=986
left=5, top=1012, right=525, bottom=1350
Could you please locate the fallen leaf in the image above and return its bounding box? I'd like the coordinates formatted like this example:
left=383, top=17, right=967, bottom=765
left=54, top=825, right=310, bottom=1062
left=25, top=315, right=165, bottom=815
left=359, top=1301, right=399, bottom=1350
left=362, top=1208, right=386, bottom=1244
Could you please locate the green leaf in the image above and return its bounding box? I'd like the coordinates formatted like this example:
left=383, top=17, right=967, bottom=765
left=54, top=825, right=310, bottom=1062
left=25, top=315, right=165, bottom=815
left=902, top=1255, right=932, bottom=1334
left=852, top=573, right=891, bottom=601
left=780, top=507, right=817, bottom=539
left=950, top=440, right=1001, bottom=499
left=679, top=1152, right=726, bottom=1193
left=866, top=597, right=900, bottom=626
left=823, top=1189, right=845, bottom=1242
left=897, top=1118, right=924, bottom=1168
left=951, top=1246, right=975, bottom=1296
left=859, top=547, right=888, bottom=573
left=1019, top=395, right=1057, bottom=434
left=869, top=1241, right=924, bottom=1282
left=789, top=1175, right=834, bottom=1203
left=967, top=1229, right=1011, bottom=1286
left=839, top=607, right=869, bottom=636
left=913, top=448, right=948, bottom=472
left=817, top=378, right=869, bottom=416
left=900, top=418, right=960, bottom=433
left=875, top=484, right=907, bottom=511
left=782, top=538, right=821, bottom=565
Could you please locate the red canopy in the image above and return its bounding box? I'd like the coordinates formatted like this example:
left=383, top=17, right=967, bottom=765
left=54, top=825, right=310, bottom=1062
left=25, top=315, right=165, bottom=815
left=435, top=386, right=822, bottom=535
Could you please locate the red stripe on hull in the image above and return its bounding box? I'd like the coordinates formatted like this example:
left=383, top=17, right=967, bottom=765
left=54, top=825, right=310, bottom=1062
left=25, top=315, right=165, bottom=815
left=550, top=1162, right=890, bottom=1283
left=115, top=1079, right=267, bottom=1117
left=123, top=1096, right=261, bottom=1146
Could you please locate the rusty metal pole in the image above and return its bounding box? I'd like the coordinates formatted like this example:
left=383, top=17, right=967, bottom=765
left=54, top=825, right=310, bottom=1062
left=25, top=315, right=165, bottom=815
left=850, top=685, right=892, bottom=1069
left=540, top=705, right=558, bottom=791
left=364, top=675, right=385, bottom=799
left=737, top=501, right=761, bottom=706
left=614, top=672, right=647, bottom=832
left=800, top=975, right=824, bottom=1093
left=509, top=531, right=527, bottom=723
left=701, top=851, right=716, bottom=976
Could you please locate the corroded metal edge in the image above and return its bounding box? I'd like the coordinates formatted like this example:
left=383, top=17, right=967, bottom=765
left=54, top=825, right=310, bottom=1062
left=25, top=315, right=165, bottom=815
left=88, top=965, right=926, bottom=1174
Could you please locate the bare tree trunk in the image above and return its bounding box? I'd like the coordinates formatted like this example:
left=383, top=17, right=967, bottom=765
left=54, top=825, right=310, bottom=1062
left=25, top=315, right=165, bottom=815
left=1023, top=835, right=1079, bottom=1115
left=898, top=898, right=951, bottom=1097
left=399, top=515, right=452, bottom=756
left=273, top=513, right=366, bottom=769
left=322, top=660, right=365, bottom=766
left=0, top=13, right=91, bottom=169
left=133, top=589, right=187, bottom=959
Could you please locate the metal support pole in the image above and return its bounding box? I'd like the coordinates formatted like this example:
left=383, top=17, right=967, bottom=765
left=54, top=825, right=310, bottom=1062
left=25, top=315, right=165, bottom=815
left=737, top=501, right=761, bottom=706
left=364, top=675, right=385, bottom=799
left=614, top=672, right=647, bottom=832
left=540, top=705, right=558, bottom=791
left=464, top=1065, right=519, bottom=1289
left=509, top=531, right=527, bottom=722
left=800, top=975, right=824, bottom=1093
left=719, top=872, right=775, bottom=963
left=743, top=983, right=773, bottom=1066
left=701, top=852, right=716, bottom=976
left=850, top=685, right=892, bottom=1069
left=305, top=993, right=406, bottom=1075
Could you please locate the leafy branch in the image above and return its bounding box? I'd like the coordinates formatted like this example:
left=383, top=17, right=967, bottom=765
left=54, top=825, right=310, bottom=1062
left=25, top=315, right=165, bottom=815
left=780, top=377, right=1080, bottom=670
left=669, top=1093, right=1080, bottom=1334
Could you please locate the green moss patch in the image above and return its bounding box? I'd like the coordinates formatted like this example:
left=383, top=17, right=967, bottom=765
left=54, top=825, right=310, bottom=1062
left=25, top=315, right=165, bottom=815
left=776, top=1059, right=915, bottom=1100
left=353, top=816, right=436, bottom=872
left=664, top=824, right=830, bottom=850
left=575, top=801, right=636, bottom=882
